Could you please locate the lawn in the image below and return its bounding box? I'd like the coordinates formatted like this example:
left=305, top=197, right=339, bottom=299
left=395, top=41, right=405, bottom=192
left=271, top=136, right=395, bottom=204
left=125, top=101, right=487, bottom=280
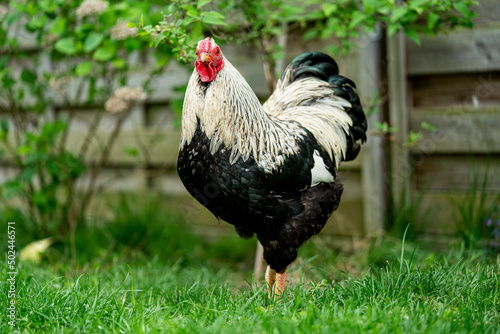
left=2, top=234, right=500, bottom=333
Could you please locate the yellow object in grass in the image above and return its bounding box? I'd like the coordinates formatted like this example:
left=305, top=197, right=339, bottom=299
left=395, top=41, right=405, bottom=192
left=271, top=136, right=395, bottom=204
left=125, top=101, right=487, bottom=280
left=20, top=237, right=54, bottom=263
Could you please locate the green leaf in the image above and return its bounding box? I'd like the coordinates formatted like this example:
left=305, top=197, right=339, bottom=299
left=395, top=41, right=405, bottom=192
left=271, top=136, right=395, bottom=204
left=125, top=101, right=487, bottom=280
left=201, top=11, right=226, bottom=26
left=127, top=22, right=137, bottom=28
left=375, top=121, right=397, bottom=134
left=349, top=11, right=367, bottom=29
left=0, top=117, right=9, bottom=138
left=0, top=55, right=8, bottom=68
left=27, top=14, right=47, bottom=30
left=21, top=166, right=36, bottom=182
left=323, top=3, right=337, bottom=17
left=427, top=12, right=440, bottom=30
left=321, top=17, right=339, bottom=40
left=362, top=0, right=378, bottom=15
left=197, top=0, right=213, bottom=9
left=408, top=0, right=426, bottom=14
left=154, top=33, right=166, bottom=47
left=124, top=147, right=139, bottom=157
left=21, top=69, right=37, bottom=83
left=32, top=191, right=48, bottom=206
left=405, top=130, right=423, bottom=147
left=93, top=45, right=115, bottom=61
left=39, top=0, right=56, bottom=13
left=303, top=28, right=318, bottom=41
left=6, top=9, right=22, bottom=27
left=84, top=32, right=104, bottom=53
left=49, top=17, right=67, bottom=37
left=404, top=27, right=420, bottom=45
left=454, top=2, right=469, bottom=17
left=391, top=6, right=408, bottom=23
left=190, top=21, right=203, bottom=41
left=186, top=6, right=201, bottom=20
left=387, top=22, right=400, bottom=36
left=421, top=121, right=436, bottom=132
left=112, top=58, right=127, bottom=69
left=75, top=61, right=93, bottom=76
left=54, top=37, right=77, bottom=55
left=2, top=181, right=22, bottom=200
left=17, top=145, right=32, bottom=156
left=280, top=4, right=304, bottom=19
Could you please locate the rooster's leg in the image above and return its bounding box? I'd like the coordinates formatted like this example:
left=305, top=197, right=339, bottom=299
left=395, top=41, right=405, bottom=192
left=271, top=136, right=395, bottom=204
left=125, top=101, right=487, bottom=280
left=265, top=266, right=288, bottom=299
left=274, top=267, right=287, bottom=296
left=265, top=266, right=276, bottom=299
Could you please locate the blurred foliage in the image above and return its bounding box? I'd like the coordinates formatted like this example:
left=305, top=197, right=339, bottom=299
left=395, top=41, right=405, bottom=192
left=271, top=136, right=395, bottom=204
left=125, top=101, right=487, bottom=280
left=143, top=0, right=478, bottom=92
left=0, top=194, right=257, bottom=272
left=107, top=194, right=256, bottom=268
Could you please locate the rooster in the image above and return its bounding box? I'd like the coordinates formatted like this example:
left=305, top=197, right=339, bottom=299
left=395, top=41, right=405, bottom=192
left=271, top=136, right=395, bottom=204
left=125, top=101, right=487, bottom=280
left=178, top=37, right=367, bottom=296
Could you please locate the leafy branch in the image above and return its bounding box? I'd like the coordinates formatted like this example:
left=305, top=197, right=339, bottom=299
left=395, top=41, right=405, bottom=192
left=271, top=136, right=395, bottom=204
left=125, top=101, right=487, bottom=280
left=144, top=0, right=478, bottom=93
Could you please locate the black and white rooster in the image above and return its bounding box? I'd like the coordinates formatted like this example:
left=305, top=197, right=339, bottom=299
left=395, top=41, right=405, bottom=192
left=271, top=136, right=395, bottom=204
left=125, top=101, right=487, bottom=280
left=177, top=37, right=367, bottom=296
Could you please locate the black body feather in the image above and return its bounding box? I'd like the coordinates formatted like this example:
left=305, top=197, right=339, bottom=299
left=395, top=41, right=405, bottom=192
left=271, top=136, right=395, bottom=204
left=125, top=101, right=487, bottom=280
left=178, top=122, right=343, bottom=272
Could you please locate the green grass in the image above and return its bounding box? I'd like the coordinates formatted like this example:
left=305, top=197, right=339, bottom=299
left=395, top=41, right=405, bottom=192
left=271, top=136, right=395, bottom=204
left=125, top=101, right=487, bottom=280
left=2, top=195, right=500, bottom=333
left=2, top=246, right=500, bottom=333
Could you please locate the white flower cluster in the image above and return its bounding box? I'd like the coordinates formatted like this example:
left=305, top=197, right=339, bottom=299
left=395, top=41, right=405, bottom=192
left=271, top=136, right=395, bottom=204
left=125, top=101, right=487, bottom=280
left=105, top=87, right=146, bottom=114
left=110, top=22, right=137, bottom=40
left=76, top=0, right=108, bottom=19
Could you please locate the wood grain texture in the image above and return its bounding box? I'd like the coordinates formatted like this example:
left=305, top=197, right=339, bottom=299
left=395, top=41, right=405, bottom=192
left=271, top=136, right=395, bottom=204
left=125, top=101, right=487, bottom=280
left=413, top=155, right=500, bottom=191
left=471, top=0, right=500, bottom=27
left=410, top=107, right=500, bottom=154
left=358, top=29, right=387, bottom=235
left=407, top=27, right=500, bottom=75
left=410, top=72, right=500, bottom=108
left=389, top=30, right=411, bottom=207
left=416, top=192, right=500, bottom=234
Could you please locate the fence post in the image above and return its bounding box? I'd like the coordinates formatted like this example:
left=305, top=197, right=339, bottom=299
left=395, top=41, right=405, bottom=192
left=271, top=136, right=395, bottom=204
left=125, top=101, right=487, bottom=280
left=359, top=26, right=387, bottom=235
left=387, top=30, right=411, bottom=208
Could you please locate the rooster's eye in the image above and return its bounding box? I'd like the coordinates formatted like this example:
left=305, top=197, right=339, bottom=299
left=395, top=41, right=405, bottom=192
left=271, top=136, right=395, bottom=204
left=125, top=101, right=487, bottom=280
left=216, top=49, right=220, bottom=55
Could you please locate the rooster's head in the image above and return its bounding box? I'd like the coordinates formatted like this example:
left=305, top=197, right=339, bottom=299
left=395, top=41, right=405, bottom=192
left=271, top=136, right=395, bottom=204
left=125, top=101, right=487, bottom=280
left=195, top=37, right=224, bottom=83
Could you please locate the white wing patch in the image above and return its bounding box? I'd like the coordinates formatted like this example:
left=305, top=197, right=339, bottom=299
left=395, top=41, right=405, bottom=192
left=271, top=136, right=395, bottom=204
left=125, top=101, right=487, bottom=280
left=311, top=150, right=334, bottom=186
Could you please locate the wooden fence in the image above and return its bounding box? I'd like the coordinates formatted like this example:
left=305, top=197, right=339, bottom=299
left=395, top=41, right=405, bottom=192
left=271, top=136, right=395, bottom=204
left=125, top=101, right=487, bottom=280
left=403, top=22, right=500, bottom=235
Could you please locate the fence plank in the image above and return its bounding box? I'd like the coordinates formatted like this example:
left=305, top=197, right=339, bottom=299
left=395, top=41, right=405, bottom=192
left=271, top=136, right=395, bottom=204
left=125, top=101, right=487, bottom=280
left=410, top=107, right=500, bottom=154
left=410, top=72, right=500, bottom=108
left=414, top=155, right=500, bottom=191
left=407, top=27, right=500, bottom=75
left=66, top=128, right=181, bottom=165
left=416, top=192, right=500, bottom=235
left=471, top=0, right=500, bottom=26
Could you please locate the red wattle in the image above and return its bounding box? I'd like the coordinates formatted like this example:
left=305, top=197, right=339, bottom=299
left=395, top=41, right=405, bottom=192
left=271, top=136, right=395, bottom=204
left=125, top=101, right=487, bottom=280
left=195, top=60, right=224, bottom=83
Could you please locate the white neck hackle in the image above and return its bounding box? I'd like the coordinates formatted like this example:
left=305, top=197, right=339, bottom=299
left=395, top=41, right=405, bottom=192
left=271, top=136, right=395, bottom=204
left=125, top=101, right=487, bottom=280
left=180, top=56, right=301, bottom=165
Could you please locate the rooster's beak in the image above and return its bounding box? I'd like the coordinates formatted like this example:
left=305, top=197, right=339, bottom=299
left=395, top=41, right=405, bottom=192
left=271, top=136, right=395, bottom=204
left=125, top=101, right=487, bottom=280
left=199, top=52, right=213, bottom=63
